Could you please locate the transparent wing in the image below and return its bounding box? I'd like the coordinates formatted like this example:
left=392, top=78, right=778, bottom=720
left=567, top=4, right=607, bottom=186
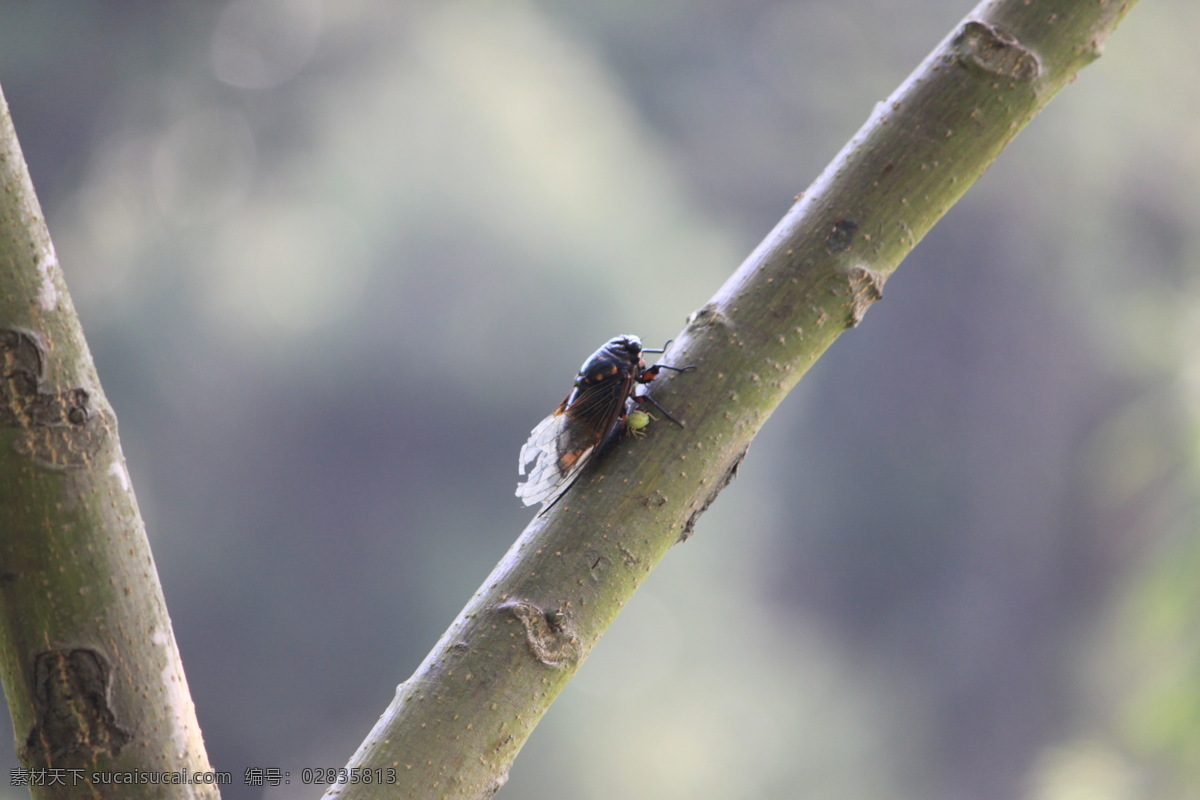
left=515, top=409, right=599, bottom=508
left=516, top=370, right=634, bottom=510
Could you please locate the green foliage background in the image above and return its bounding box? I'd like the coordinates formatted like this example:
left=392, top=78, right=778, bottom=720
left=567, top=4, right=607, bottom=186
left=1, top=1, right=1196, bottom=798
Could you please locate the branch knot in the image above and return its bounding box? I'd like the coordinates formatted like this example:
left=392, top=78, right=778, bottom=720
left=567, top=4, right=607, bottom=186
left=952, top=21, right=1040, bottom=82
left=499, top=601, right=579, bottom=668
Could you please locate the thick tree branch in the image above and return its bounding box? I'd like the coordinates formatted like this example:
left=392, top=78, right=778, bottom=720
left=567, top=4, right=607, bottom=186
left=350, top=0, right=1129, bottom=797
left=0, top=87, right=218, bottom=798
left=330, top=0, right=1136, bottom=797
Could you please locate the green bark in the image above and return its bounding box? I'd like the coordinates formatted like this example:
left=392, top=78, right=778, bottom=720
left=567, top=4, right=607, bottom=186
left=327, top=0, right=1137, bottom=798
left=0, top=87, right=219, bottom=797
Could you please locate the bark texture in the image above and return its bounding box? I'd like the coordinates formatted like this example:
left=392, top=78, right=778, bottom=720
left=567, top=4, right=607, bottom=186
left=0, top=86, right=219, bottom=799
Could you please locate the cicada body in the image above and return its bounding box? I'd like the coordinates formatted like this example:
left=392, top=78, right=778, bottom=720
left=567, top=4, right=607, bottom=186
left=516, top=335, right=693, bottom=510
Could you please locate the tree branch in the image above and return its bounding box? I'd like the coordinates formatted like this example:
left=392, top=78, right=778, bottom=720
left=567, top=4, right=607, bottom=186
left=0, top=87, right=219, bottom=798
left=352, top=1, right=1133, bottom=797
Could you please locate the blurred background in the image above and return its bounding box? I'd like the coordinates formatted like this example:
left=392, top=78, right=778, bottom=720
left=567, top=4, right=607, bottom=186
left=1, top=1, right=1197, bottom=798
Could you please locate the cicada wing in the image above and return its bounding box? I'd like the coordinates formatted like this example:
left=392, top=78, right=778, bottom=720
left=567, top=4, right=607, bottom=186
left=515, top=372, right=635, bottom=510
left=563, top=373, right=632, bottom=430
left=515, top=410, right=600, bottom=508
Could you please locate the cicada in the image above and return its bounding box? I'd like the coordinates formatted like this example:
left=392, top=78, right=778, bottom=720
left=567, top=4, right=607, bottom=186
left=516, top=334, right=695, bottom=510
